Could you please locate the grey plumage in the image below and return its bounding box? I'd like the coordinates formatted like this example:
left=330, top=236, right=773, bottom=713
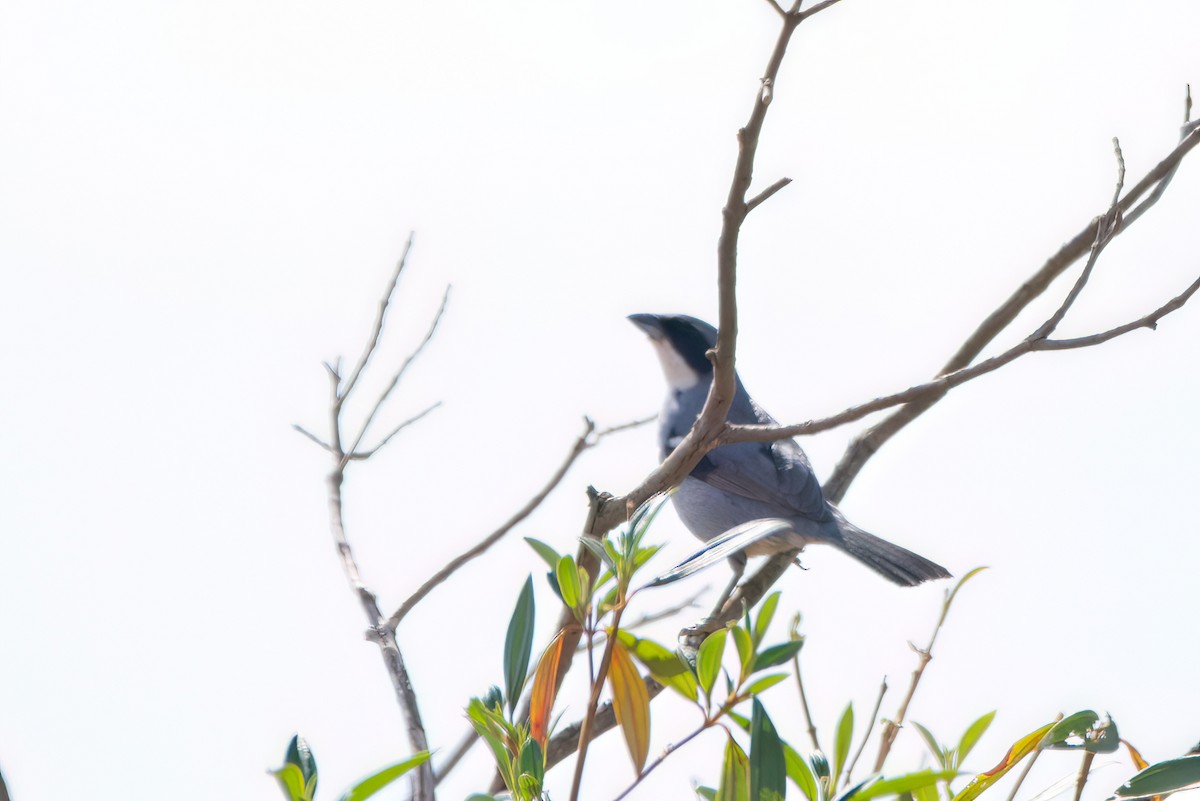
left=629, top=313, right=950, bottom=592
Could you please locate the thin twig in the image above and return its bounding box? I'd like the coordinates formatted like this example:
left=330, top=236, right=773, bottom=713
left=543, top=677, right=666, bottom=772
left=340, top=234, right=414, bottom=405
left=824, top=116, right=1200, bottom=504
left=760, top=0, right=786, bottom=18
left=347, top=402, right=442, bottom=460
left=1004, top=748, right=1044, bottom=801
left=844, top=677, right=888, bottom=787
left=432, top=728, right=477, bottom=787
left=790, top=616, right=821, bottom=752
left=611, top=722, right=711, bottom=801
left=595, top=414, right=657, bottom=437
left=746, top=177, right=793, bottom=212
left=871, top=574, right=978, bottom=773
left=569, top=604, right=628, bottom=801
left=340, top=285, right=451, bottom=471
left=294, top=405, right=441, bottom=459
left=581, top=587, right=708, bottom=651
left=1073, top=751, right=1097, bottom=801
left=798, top=0, right=847, bottom=20
left=315, top=249, right=438, bottom=800
left=292, top=424, right=331, bottom=451
left=1039, top=273, right=1200, bottom=350
left=388, top=416, right=648, bottom=627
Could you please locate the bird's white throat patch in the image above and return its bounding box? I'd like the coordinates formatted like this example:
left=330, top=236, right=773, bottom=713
left=650, top=336, right=701, bottom=389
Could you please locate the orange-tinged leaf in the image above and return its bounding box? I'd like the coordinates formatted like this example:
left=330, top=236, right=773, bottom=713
left=529, top=631, right=566, bottom=746
left=608, top=638, right=651, bottom=774
left=1124, top=739, right=1151, bottom=772
left=952, top=721, right=1056, bottom=801
left=1120, top=740, right=1161, bottom=801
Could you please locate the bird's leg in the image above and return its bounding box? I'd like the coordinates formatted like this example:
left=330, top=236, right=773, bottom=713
left=707, top=553, right=747, bottom=620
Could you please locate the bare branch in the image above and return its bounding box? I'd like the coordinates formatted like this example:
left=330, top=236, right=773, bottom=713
left=433, top=728, right=477, bottom=787
left=1004, top=746, right=1045, bottom=801
left=389, top=414, right=652, bottom=631
left=292, top=423, right=332, bottom=451
left=843, top=677, right=887, bottom=786
left=595, top=413, right=657, bottom=438
left=872, top=572, right=983, bottom=773
left=340, top=234, right=414, bottom=404
left=825, top=121, right=1200, bottom=503
left=1040, top=273, right=1200, bottom=349
left=295, top=404, right=441, bottom=460
left=347, top=402, right=442, bottom=460
left=760, top=0, right=786, bottom=18
left=746, top=176, right=793, bottom=212
left=569, top=603, right=628, bottom=801
left=316, top=251, right=436, bottom=801
left=722, top=263, right=1200, bottom=452
left=791, top=635, right=821, bottom=752
left=340, top=285, right=451, bottom=471
left=611, top=722, right=710, bottom=801
left=798, top=0, right=847, bottom=21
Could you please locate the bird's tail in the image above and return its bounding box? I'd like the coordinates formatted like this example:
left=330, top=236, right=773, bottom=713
left=835, top=520, right=951, bottom=587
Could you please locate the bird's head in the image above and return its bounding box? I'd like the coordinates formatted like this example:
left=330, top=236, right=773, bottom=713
left=628, top=313, right=718, bottom=390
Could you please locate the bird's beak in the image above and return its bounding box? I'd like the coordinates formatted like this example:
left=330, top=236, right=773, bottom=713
left=627, top=313, right=665, bottom=340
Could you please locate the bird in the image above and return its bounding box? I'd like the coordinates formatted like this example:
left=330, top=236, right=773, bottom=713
left=629, top=312, right=950, bottom=612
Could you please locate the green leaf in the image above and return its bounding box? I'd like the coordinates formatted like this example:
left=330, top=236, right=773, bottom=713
left=579, top=536, right=616, bottom=570
left=650, top=520, right=794, bottom=587
left=832, top=703, right=854, bottom=787
left=784, top=744, right=819, bottom=801
left=914, top=782, right=940, bottom=801
left=728, top=710, right=752, bottom=731
left=698, top=628, right=728, bottom=700
left=517, top=772, right=541, bottom=799
left=288, top=735, right=318, bottom=787
left=273, top=735, right=318, bottom=801
left=750, top=699, right=787, bottom=801
left=336, top=752, right=432, bottom=801
left=744, top=673, right=789, bottom=697
left=503, top=576, right=536, bottom=715
left=911, top=721, right=946, bottom=770
left=732, top=625, right=755, bottom=681
left=697, top=787, right=718, bottom=801
left=465, top=795, right=497, bottom=801
left=517, top=738, right=544, bottom=787
left=753, top=641, right=804, bottom=672
left=273, top=765, right=308, bottom=801
left=850, top=770, right=957, bottom=801
left=835, top=778, right=876, bottom=801
left=956, top=711, right=996, bottom=766
left=951, top=721, right=1056, bottom=801
left=556, top=555, right=581, bottom=613
left=754, top=592, right=782, bottom=646
left=1042, top=710, right=1119, bottom=754
left=524, top=537, right=562, bottom=569
left=625, top=634, right=699, bottom=703
left=1113, top=755, right=1200, bottom=799
left=717, top=735, right=752, bottom=801
left=466, top=698, right=516, bottom=791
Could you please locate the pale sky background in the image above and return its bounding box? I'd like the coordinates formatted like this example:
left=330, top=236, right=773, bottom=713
left=2, top=1, right=1198, bottom=800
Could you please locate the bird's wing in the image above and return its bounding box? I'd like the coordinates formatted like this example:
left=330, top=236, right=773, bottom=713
left=690, top=437, right=831, bottom=523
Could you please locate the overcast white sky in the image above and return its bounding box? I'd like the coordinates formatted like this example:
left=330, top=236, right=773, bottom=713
left=2, top=1, right=1199, bottom=800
